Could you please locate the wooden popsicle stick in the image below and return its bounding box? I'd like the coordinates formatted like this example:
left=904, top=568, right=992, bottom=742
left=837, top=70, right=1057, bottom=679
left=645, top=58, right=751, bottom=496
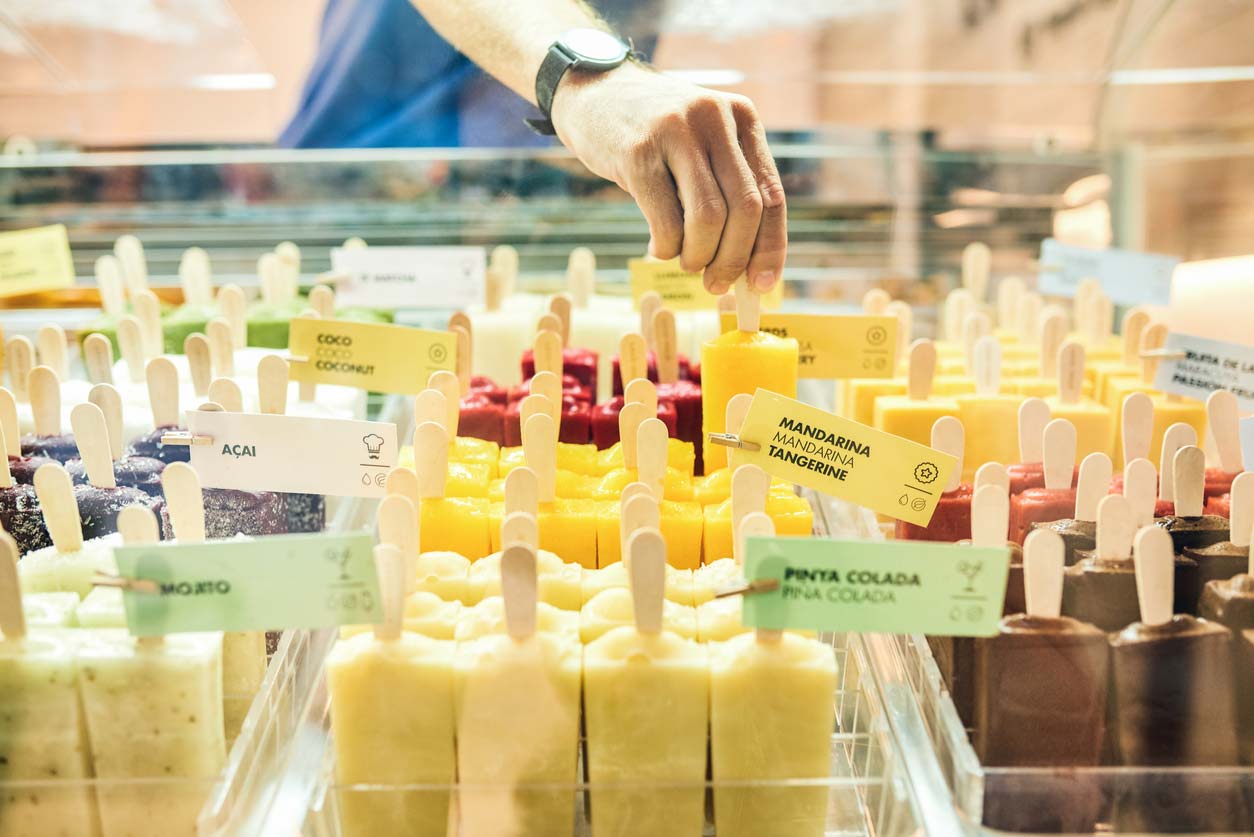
left=413, top=388, right=446, bottom=429
left=522, top=413, right=557, bottom=503
left=503, top=466, right=539, bottom=519
left=257, top=355, right=289, bottom=416
left=183, top=334, right=211, bottom=399
left=450, top=326, right=472, bottom=396
left=427, top=371, right=462, bottom=438
left=619, top=333, right=648, bottom=386
left=1121, top=392, right=1154, bottom=465
left=372, top=543, right=405, bottom=642
left=618, top=401, right=650, bottom=471
left=905, top=340, right=937, bottom=401
left=1023, top=528, right=1065, bottom=618
left=996, top=277, right=1025, bottom=331
left=533, top=329, right=563, bottom=378
left=1133, top=525, right=1174, bottom=626
left=733, top=277, right=761, bottom=334
left=972, top=335, right=1001, bottom=397
left=653, top=309, right=680, bottom=384
left=1017, top=292, right=1043, bottom=343
left=640, top=291, right=663, bottom=347
left=1158, top=422, right=1198, bottom=502
left=208, top=378, right=244, bottom=413
left=206, top=318, right=235, bottom=379
left=717, top=292, right=735, bottom=316
left=0, top=531, right=26, bottom=640
left=736, top=512, right=782, bottom=642
left=971, top=483, right=1010, bottom=548
left=114, top=234, right=148, bottom=295
left=519, top=394, right=551, bottom=432
left=413, top=421, right=450, bottom=500
left=1042, top=418, right=1077, bottom=491
left=146, top=357, right=180, bottom=429
left=1094, top=294, right=1114, bottom=343
left=1173, top=445, right=1206, bottom=517
left=88, top=384, right=124, bottom=460
left=489, top=245, right=518, bottom=300
left=1075, top=452, right=1113, bottom=522
left=731, top=464, right=770, bottom=564
left=627, top=528, right=667, bottom=634
left=942, top=289, right=972, bottom=344
left=118, top=504, right=160, bottom=546
left=36, top=325, right=68, bottom=379
left=1055, top=341, right=1086, bottom=405
left=294, top=312, right=319, bottom=402
left=501, top=542, right=539, bottom=640
left=0, top=388, right=19, bottom=457
left=117, top=317, right=146, bottom=385
left=536, top=314, right=562, bottom=341
left=974, top=462, right=1010, bottom=493
left=931, top=417, right=965, bottom=493
left=484, top=267, right=506, bottom=312
left=620, top=481, right=653, bottom=510
left=6, top=337, right=33, bottom=402
left=962, top=312, right=993, bottom=375
left=726, top=393, right=752, bottom=438
left=163, top=462, right=206, bottom=542
left=178, top=248, right=205, bottom=306
left=1072, top=279, right=1100, bottom=341
left=861, top=288, right=891, bottom=315
left=384, top=466, right=420, bottom=511
left=82, top=333, right=114, bottom=386
left=448, top=311, right=472, bottom=339
left=258, top=253, right=281, bottom=306
left=1038, top=311, right=1067, bottom=379
left=218, top=285, right=248, bottom=350
left=1207, top=390, right=1244, bottom=474
left=636, top=417, right=669, bottom=501
left=377, top=494, right=418, bottom=594
left=94, top=254, right=127, bottom=317
left=1120, top=308, right=1150, bottom=367
left=133, top=290, right=163, bottom=359
left=70, top=403, right=115, bottom=489
left=528, top=371, right=561, bottom=428
left=548, top=294, right=572, bottom=348
left=1229, top=472, right=1253, bottom=550
left=1139, top=322, right=1168, bottom=384
left=962, top=242, right=991, bottom=301
left=28, top=366, right=61, bottom=436
left=276, top=242, right=301, bottom=301
left=624, top=378, right=658, bottom=414
left=0, top=424, right=11, bottom=488
left=309, top=285, right=336, bottom=319
left=885, top=300, right=913, bottom=363
left=34, top=463, right=82, bottom=553
left=342, top=237, right=367, bottom=250
left=192, top=246, right=215, bottom=306
left=501, top=511, right=540, bottom=551
left=620, top=492, right=660, bottom=560
left=1123, top=458, right=1158, bottom=528
left=567, top=247, right=596, bottom=308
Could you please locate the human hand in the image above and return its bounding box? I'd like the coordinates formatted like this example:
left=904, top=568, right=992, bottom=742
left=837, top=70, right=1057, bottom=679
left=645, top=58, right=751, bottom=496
left=550, top=62, right=785, bottom=295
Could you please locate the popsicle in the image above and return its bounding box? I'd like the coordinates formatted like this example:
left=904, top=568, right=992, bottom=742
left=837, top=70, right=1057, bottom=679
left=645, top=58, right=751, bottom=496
left=1158, top=445, right=1230, bottom=554
left=1009, top=419, right=1077, bottom=544
left=0, top=530, right=99, bottom=837
left=448, top=319, right=506, bottom=444
left=413, top=381, right=500, bottom=479
left=591, top=390, right=679, bottom=449
left=412, top=550, right=472, bottom=604
left=1108, top=526, right=1245, bottom=833
left=583, top=528, right=709, bottom=837
left=412, top=421, right=492, bottom=560
left=78, top=252, right=130, bottom=360
left=61, top=402, right=163, bottom=540
left=700, top=279, right=799, bottom=473
left=710, top=514, right=836, bottom=837
left=0, top=385, right=54, bottom=486
left=1006, top=308, right=1068, bottom=396
left=961, top=467, right=1024, bottom=614
left=1063, top=494, right=1148, bottom=632
left=519, top=312, right=599, bottom=394
left=593, top=402, right=692, bottom=495
left=19, top=465, right=119, bottom=598
left=973, top=528, right=1108, bottom=833
left=245, top=252, right=305, bottom=349
left=19, top=366, right=78, bottom=463
left=523, top=412, right=598, bottom=568
left=1205, top=389, right=1244, bottom=500
left=1043, top=341, right=1113, bottom=462
left=873, top=340, right=960, bottom=449
left=0, top=416, right=52, bottom=554
left=1091, top=307, right=1150, bottom=404
left=125, top=358, right=190, bottom=464
left=66, top=384, right=165, bottom=498
left=453, top=595, right=580, bottom=642
left=1026, top=452, right=1110, bottom=565
left=1186, top=471, right=1254, bottom=594
left=467, top=255, right=535, bottom=387
left=652, top=307, right=705, bottom=472
left=455, top=541, right=582, bottom=837
left=956, top=336, right=1022, bottom=479
left=256, top=355, right=325, bottom=533
left=162, top=247, right=217, bottom=353
left=896, top=417, right=971, bottom=542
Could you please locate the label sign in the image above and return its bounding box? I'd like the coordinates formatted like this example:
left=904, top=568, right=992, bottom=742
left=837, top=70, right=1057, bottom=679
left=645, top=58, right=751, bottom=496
left=720, top=313, right=896, bottom=378
left=114, top=532, right=382, bottom=636
left=742, top=536, right=1010, bottom=636
left=0, top=224, right=75, bottom=298
left=187, top=411, right=397, bottom=497
left=734, top=389, right=957, bottom=526
left=331, top=246, right=485, bottom=309
left=1154, top=332, right=1254, bottom=410
left=1038, top=238, right=1177, bottom=306
left=1240, top=418, right=1254, bottom=473
left=629, top=258, right=782, bottom=310
left=288, top=318, right=455, bottom=395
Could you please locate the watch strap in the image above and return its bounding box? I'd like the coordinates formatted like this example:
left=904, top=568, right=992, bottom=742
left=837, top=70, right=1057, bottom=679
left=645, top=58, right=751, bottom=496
left=534, top=43, right=577, bottom=120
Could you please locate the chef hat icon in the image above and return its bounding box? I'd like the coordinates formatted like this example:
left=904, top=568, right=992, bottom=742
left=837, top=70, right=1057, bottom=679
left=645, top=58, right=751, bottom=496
left=362, top=434, right=385, bottom=460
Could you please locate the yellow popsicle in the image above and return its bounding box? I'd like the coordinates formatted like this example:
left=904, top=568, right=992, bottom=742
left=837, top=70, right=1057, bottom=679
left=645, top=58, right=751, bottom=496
left=453, top=596, right=580, bottom=641
left=703, top=493, right=813, bottom=565
left=580, top=587, right=697, bottom=643
left=414, top=551, right=471, bottom=603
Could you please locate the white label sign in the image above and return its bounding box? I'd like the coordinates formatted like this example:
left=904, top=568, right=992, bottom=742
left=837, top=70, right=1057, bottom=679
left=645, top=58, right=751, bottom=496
left=1038, top=238, right=1177, bottom=306
left=1154, top=332, right=1254, bottom=412
left=187, top=411, right=398, bottom=497
left=1241, top=419, right=1254, bottom=473
left=331, top=246, right=485, bottom=309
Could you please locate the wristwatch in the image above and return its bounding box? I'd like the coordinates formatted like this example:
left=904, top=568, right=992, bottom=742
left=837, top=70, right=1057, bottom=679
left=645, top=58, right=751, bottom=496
left=526, top=28, right=633, bottom=135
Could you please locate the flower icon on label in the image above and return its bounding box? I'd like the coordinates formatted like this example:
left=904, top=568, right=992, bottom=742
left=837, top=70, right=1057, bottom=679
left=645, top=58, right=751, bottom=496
left=429, top=343, right=448, bottom=364
left=866, top=325, right=888, bottom=346
left=914, top=461, right=939, bottom=484
left=362, top=434, right=385, bottom=460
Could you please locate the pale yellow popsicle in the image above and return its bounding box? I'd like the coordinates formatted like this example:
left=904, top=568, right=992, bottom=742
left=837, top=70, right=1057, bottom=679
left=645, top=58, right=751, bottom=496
left=580, top=587, right=697, bottom=643
left=454, top=596, right=580, bottom=641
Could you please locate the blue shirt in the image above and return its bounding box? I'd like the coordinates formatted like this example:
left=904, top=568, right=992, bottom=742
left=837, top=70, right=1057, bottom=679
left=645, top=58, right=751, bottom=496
left=281, top=0, right=655, bottom=148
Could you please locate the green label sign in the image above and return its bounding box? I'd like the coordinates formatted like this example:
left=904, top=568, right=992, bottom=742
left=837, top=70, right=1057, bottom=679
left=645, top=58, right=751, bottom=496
left=114, top=532, right=382, bottom=636
left=742, top=536, right=1011, bottom=637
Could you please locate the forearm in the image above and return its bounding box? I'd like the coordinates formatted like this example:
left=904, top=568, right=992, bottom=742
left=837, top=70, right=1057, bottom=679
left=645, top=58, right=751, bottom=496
left=410, top=0, right=608, bottom=105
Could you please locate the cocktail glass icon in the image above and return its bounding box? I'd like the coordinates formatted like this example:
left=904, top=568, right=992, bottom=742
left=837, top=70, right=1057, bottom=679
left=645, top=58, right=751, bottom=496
left=957, top=560, right=982, bottom=594
left=363, top=434, right=385, bottom=460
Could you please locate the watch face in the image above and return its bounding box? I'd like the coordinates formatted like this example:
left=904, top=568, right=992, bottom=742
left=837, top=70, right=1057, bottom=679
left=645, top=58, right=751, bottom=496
left=561, top=28, right=629, bottom=68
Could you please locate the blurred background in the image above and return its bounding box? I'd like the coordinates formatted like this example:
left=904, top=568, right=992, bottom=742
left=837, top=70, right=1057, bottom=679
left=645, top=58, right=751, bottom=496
left=1, top=0, right=1251, bottom=310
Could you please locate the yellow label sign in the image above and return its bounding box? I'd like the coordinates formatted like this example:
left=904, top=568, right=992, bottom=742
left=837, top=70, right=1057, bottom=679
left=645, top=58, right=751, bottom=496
left=0, top=225, right=75, bottom=297
left=734, top=389, right=957, bottom=526
left=629, top=258, right=783, bottom=311
left=288, top=318, right=455, bottom=395
left=720, top=313, right=896, bottom=378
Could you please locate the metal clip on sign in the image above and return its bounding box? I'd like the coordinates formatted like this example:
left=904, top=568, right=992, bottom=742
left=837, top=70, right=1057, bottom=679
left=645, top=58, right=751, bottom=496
left=707, top=432, right=761, bottom=453
left=92, top=572, right=159, bottom=595
left=160, top=431, right=215, bottom=447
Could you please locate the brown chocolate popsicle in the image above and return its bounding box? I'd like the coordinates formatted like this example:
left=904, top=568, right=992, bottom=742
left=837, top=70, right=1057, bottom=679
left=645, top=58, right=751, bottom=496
left=1185, top=471, right=1254, bottom=596
left=1157, top=445, right=1230, bottom=553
